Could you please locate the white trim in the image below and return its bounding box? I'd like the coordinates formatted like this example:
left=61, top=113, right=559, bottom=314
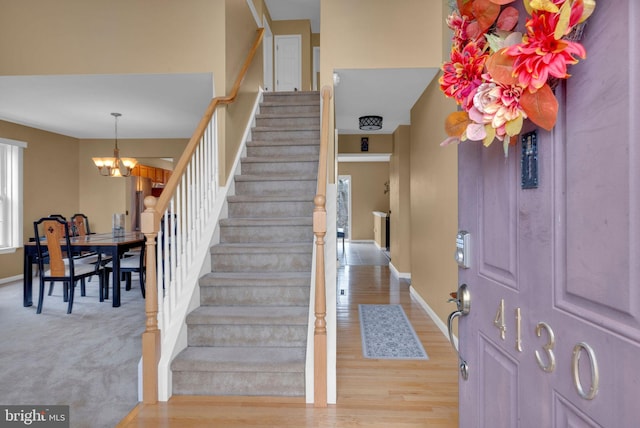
left=0, top=138, right=27, bottom=148
left=312, top=46, right=320, bottom=91
left=262, top=17, right=274, bottom=92
left=246, top=0, right=260, bottom=27
left=409, top=285, right=458, bottom=349
left=389, top=262, right=410, bottom=280
left=0, top=274, right=22, bottom=285
left=338, top=153, right=391, bottom=162
left=337, top=175, right=352, bottom=241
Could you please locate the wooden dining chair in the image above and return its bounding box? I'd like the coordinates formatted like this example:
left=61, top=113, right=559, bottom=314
left=33, top=216, right=105, bottom=314
left=103, top=242, right=145, bottom=299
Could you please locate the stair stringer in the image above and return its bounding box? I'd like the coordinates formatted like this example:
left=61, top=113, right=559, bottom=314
left=155, top=89, right=263, bottom=402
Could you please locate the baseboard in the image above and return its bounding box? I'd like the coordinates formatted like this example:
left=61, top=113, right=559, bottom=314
left=0, top=274, right=22, bottom=285
left=409, top=285, right=458, bottom=348
left=389, top=262, right=410, bottom=280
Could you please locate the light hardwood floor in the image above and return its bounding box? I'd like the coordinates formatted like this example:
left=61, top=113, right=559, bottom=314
left=118, top=242, right=459, bottom=427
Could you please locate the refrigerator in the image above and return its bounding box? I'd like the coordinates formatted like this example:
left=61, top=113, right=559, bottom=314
left=129, top=176, right=152, bottom=232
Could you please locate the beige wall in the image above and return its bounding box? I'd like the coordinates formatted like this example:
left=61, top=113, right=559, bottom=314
left=271, top=20, right=313, bottom=91
left=0, top=121, right=80, bottom=278
left=409, top=76, right=459, bottom=329
left=223, top=0, right=264, bottom=182
left=0, top=0, right=225, bottom=76
left=320, top=0, right=446, bottom=179
left=337, top=162, right=389, bottom=241
left=390, top=126, right=411, bottom=274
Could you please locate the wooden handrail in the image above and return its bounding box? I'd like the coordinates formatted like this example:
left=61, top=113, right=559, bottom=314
left=140, top=27, right=264, bottom=404
left=313, top=85, right=332, bottom=407
left=154, top=27, right=265, bottom=224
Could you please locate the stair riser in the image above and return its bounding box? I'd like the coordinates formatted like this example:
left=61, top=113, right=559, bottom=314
left=252, top=129, right=319, bottom=140
left=187, top=324, right=307, bottom=347
left=255, top=116, right=319, bottom=128
left=228, top=201, right=314, bottom=218
left=200, top=285, right=310, bottom=306
left=263, top=94, right=319, bottom=104
left=241, top=161, right=318, bottom=176
left=220, top=225, right=313, bottom=243
left=172, top=371, right=304, bottom=396
left=211, top=253, right=312, bottom=272
left=235, top=180, right=316, bottom=196
left=247, top=145, right=319, bottom=157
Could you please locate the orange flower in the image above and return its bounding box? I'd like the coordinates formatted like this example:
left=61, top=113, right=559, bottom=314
left=505, top=11, right=586, bottom=91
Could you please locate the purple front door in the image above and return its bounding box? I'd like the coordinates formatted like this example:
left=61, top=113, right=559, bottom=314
left=456, top=2, right=640, bottom=426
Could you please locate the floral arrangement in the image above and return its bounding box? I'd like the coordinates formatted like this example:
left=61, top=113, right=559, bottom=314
left=440, top=0, right=596, bottom=154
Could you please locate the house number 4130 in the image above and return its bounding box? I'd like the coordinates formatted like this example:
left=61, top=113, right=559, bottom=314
left=492, top=300, right=600, bottom=400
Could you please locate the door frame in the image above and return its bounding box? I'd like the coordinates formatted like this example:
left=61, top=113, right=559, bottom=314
left=337, top=175, right=352, bottom=241
left=262, top=16, right=273, bottom=92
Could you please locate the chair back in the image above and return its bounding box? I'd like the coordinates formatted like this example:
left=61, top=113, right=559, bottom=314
left=34, top=217, right=73, bottom=278
left=72, top=213, right=90, bottom=236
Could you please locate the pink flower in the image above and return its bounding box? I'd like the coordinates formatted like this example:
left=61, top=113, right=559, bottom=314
left=469, top=80, right=527, bottom=141
left=505, top=12, right=586, bottom=91
left=446, top=11, right=476, bottom=51
left=440, top=42, right=488, bottom=110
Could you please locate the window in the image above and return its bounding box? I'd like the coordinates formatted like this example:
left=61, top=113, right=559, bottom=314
left=0, top=138, right=26, bottom=253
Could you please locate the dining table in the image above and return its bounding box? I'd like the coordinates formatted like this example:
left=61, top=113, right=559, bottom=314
left=23, top=231, right=145, bottom=308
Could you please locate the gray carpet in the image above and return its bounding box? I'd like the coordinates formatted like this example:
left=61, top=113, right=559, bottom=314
left=359, top=304, right=428, bottom=360
left=0, top=276, right=145, bottom=428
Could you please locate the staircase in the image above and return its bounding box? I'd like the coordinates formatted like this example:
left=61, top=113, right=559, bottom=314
left=170, top=91, right=320, bottom=397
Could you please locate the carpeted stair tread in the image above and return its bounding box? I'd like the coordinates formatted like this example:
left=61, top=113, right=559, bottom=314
left=247, top=139, right=319, bottom=147
left=219, top=217, right=312, bottom=227
left=234, top=174, right=317, bottom=182
left=210, top=242, right=312, bottom=254
left=171, top=346, right=306, bottom=373
left=186, top=306, right=308, bottom=325
left=199, top=271, right=310, bottom=288
left=251, top=125, right=319, bottom=132
left=241, top=155, right=319, bottom=163
left=227, top=194, right=314, bottom=203
left=255, top=112, right=319, bottom=119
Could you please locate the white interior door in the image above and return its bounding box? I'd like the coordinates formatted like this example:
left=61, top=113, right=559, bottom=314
left=262, top=16, right=273, bottom=92
left=275, top=35, right=301, bottom=92
left=455, top=2, right=640, bottom=426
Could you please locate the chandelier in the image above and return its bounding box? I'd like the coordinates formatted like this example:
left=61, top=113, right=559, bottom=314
left=92, top=112, right=137, bottom=177
left=359, top=115, right=383, bottom=131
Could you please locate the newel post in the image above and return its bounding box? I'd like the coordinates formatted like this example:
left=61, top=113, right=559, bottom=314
left=141, top=195, right=160, bottom=404
left=313, top=194, right=327, bottom=407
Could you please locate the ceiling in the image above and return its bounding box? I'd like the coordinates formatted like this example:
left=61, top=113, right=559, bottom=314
left=0, top=0, right=436, bottom=139
left=0, top=74, right=213, bottom=139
